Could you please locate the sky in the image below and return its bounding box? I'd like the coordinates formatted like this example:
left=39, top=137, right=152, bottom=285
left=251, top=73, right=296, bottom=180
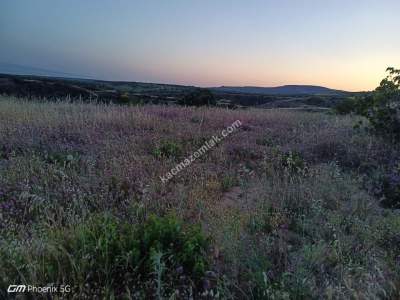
left=1, top=0, right=399, bottom=91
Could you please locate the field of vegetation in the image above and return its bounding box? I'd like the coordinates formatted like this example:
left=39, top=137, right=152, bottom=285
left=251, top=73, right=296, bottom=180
left=0, top=92, right=399, bottom=298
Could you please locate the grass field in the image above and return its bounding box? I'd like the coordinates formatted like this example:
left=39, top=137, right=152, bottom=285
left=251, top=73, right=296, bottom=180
left=0, top=95, right=399, bottom=299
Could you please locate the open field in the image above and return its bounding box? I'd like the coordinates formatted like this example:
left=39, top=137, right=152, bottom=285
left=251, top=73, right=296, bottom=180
left=0, top=96, right=399, bottom=299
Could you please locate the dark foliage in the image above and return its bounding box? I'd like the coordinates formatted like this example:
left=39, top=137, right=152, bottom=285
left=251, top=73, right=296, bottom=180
left=178, top=89, right=217, bottom=106
left=335, top=67, right=400, bottom=143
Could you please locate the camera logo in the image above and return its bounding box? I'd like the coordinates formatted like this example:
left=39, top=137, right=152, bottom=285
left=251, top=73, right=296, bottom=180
left=7, top=285, right=27, bottom=293
left=7, top=284, right=71, bottom=293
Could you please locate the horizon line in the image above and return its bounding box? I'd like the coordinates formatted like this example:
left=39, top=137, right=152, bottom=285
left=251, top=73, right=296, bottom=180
left=0, top=63, right=368, bottom=92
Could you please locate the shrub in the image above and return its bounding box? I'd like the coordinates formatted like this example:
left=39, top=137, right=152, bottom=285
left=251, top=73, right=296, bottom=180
left=153, top=140, right=182, bottom=158
left=178, top=89, right=216, bottom=107
left=338, top=68, right=400, bottom=142
left=141, top=215, right=209, bottom=277
left=333, top=67, right=400, bottom=142
left=334, top=97, right=358, bottom=114
left=304, top=96, right=326, bottom=106
left=44, top=151, right=80, bottom=166
left=281, top=151, right=306, bottom=174
left=116, top=93, right=143, bottom=105
left=118, top=92, right=131, bottom=104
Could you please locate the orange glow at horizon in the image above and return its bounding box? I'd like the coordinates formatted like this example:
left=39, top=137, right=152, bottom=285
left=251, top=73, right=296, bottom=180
left=122, top=53, right=397, bottom=92
left=3, top=0, right=399, bottom=92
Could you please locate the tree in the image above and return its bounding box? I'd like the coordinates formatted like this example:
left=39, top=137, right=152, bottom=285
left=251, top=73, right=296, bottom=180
left=178, top=89, right=216, bottom=107
left=364, top=67, right=400, bottom=142
left=342, top=67, right=400, bottom=142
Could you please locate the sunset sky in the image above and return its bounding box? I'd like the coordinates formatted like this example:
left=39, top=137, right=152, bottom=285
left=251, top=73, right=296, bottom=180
left=1, top=0, right=399, bottom=91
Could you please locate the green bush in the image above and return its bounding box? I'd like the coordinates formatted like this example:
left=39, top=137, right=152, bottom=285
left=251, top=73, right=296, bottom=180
left=141, top=215, right=209, bottom=277
left=116, top=93, right=143, bottom=105
left=153, top=140, right=182, bottom=158
left=118, top=93, right=131, bottom=104
left=336, top=67, right=400, bottom=142
left=334, top=97, right=358, bottom=114
left=282, top=151, right=306, bottom=174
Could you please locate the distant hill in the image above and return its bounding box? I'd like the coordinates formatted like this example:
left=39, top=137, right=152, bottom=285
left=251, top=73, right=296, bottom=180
left=0, top=73, right=195, bottom=103
left=212, top=85, right=347, bottom=95
left=0, top=73, right=352, bottom=109
left=0, top=64, right=347, bottom=96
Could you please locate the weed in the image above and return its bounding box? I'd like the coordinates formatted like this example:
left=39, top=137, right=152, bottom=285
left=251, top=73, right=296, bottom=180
left=221, top=174, right=237, bottom=192
left=281, top=151, right=307, bottom=174
left=255, top=136, right=274, bottom=146
left=153, top=140, right=182, bottom=159
left=44, top=150, right=80, bottom=167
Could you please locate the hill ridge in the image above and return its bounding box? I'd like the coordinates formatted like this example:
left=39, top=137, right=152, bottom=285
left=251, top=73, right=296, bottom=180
left=212, top=84, right=346, bottom=95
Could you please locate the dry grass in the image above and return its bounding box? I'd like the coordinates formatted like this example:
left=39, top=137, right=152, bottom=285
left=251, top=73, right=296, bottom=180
left=0, top=95, right=399, bottom=299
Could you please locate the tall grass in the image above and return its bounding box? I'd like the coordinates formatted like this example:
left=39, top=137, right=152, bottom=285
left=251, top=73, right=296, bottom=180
left=0, top=95, right=399, bottom=298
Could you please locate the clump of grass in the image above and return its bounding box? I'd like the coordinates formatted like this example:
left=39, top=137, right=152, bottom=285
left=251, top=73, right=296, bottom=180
left=0, top=214, right=210, bottom=298
left=153, top=140, right=183, bottom=159
left=248, top=206, right=292, bottom=235
left=255, top=136, right=274, bottom=146
left=221, top=174, right=237, bottom=192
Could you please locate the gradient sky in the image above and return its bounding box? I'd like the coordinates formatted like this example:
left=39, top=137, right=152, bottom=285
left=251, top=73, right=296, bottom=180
left=1, top=0, right=399, bottom=91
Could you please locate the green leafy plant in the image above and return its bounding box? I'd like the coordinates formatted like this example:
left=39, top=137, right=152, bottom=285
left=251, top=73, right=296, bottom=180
left=153, top=140, right=182, bottom=158
left=141, top=215, right=209, bottom=277
left=282, top=151, right=306, bottom=174
left=336, top=67, right=400, bottom=142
